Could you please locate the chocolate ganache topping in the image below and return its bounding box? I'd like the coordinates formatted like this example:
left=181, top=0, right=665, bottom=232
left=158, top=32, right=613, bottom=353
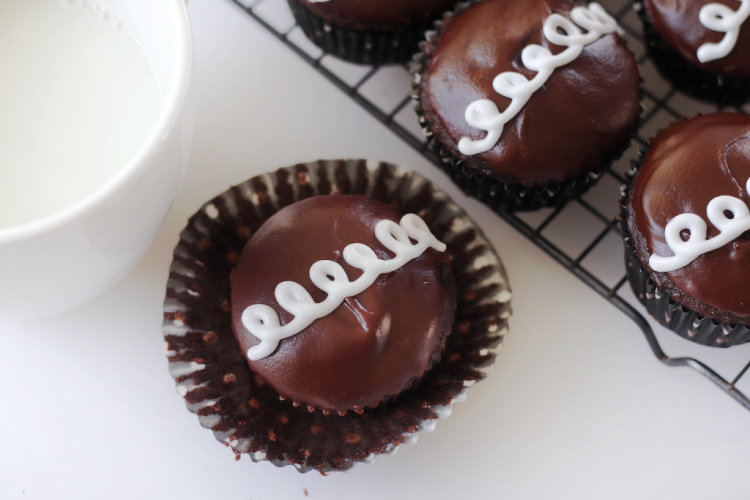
left=627, top=113, right=750, bottom=323
left=301, top=0, right=459, bottom=31
left=230, top=195, right=456, bottom=413
left=644, top=0, right=750, bottom=79
left=419, top=0, right=640, bottom=186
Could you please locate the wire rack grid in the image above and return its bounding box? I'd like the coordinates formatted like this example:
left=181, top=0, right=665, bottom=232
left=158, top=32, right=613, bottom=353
left=228, top=0, right=750, bottom=411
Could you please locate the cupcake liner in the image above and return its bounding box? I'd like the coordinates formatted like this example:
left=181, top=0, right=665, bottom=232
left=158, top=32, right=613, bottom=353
left=163, top=159, right=512, bottom=474
left=637, top=3, right=750, bottom=106
left=619, top=150, right=750, bottom=348
left=287, top=0, right=439, bottom=65
left=409, top=1, right=640, bottom=212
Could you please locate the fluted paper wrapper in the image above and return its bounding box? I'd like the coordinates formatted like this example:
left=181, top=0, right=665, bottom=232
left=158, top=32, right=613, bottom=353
left=287, top=0, right=439, bottom=65
left=163, top=160, right=512, bottom=474
left=620, top=152, right=750, bottom=348
left=410, top=0, right=640, bottom=212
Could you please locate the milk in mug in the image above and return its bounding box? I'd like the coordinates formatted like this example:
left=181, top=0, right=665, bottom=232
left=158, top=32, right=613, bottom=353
left=0, top=0, right=163, bottom=229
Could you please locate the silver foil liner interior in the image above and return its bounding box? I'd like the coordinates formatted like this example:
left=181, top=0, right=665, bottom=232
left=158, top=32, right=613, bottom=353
left=162, top=159, right=512, bottom=474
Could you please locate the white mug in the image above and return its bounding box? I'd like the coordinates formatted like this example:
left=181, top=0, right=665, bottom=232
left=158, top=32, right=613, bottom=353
left=0, top=0, right=194, bottom=319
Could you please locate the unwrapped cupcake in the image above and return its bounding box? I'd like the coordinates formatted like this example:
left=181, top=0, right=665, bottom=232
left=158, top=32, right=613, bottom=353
left=231, top=194, right=456, bottom=415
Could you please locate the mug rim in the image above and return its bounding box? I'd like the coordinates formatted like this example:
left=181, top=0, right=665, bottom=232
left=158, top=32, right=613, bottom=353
left=0, top=0, right=194, bottom=244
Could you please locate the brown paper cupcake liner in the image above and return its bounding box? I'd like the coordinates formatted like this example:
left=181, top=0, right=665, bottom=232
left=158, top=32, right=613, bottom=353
left=287, top=0, right=444, bottom=65
left=619, top=150, right=750, bottom=348
left=409, top=0, right=641, bottom=212
left=636, top=3, right=750, bottom=106
left=163, top=159, right=512, bottom=473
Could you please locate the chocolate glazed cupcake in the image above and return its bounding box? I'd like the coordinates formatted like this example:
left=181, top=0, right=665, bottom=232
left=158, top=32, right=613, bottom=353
left=163, top=160, right=512, bottom=473
left=621, top=114, right=750, bottom=347
left=638, top=0, right=750, bottom=105
left=231, top=194, right=456, bottom=415
left=411, top=0, right=641, bottom=211
left=288, top=0, right=459, bottom=65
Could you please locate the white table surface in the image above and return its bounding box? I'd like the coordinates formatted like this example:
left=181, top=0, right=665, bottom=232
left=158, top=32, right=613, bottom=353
left=3, top=0, right=750, bottom=498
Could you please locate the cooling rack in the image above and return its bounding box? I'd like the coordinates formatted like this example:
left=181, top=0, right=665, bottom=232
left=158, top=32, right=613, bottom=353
left=228, top=0, right=750, bottom=411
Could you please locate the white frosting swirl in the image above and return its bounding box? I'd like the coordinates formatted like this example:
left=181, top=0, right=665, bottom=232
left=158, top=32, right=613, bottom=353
left=241, top=214, right=446, bottom=361
left=649, top=178, right=750, bottom=273
left=697, top=0, right=750, bottom=63
left=458, top=3, right=621, bottom=156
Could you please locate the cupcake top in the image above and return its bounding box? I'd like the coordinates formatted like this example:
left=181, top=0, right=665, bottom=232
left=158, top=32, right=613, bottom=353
left=230, top=194, right=456, bottom=414
left=627, top=113, right=750, bottom=323
left=419, top=0, right=640, bottom=186
left=301, top=0, right=458, bottom=31
left=643, top=0, right=750, bottom=79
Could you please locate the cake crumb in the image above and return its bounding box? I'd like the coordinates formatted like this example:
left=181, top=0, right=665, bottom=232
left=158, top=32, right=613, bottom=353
left=345, top=433, right=360, bottom=444
left=304, top=488, right=309, bottom=496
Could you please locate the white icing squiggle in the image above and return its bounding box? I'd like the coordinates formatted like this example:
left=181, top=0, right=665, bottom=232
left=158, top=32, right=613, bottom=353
left=241, top=214, right=446, bottom=361
left=697, top=0, right=750, bottom=63
left=649, top=178, right=750, bottom=273
left=458, top=3, right=621, bottom=156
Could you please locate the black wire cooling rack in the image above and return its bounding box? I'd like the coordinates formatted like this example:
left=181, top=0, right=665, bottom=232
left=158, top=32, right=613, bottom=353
left=228, top=0, right=750, bottom=411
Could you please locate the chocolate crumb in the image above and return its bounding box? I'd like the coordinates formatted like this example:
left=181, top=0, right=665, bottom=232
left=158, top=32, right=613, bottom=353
left=237, top=225, right=252, bottom=239
left=345, top=434, right=360, bottom=444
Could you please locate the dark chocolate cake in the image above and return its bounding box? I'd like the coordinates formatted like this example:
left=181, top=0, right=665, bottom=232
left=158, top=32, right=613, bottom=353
left=230, top=195, right=456, bottom=414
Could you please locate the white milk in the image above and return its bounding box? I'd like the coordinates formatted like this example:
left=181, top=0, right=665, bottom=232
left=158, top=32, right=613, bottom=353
left=0, top=0, right=163, bottom=229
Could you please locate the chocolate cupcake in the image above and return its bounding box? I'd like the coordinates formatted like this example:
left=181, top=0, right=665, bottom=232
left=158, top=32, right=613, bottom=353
left=163, top=160, right=512, bottom=473
left=638, top=0, right=750, bottom=105
left=288, top=0, right=458, bottom=65
left=231, top=194, right=456, bottom=414
left=411, top=0, right=641, bottom=211
left=622, top=114, right=750, bottom=347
